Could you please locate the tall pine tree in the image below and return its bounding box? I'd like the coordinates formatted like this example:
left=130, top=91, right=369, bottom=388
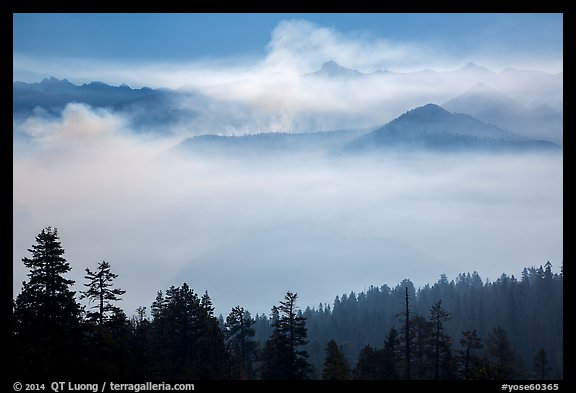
left=322, top=339, right=350, bottom=380
left=533, top=348, right=551, bottom=380
left=225, top=306, right=259, bottom=379
left=429, top=300, right=453, bottom=379
left=81, top=260, right=126, bottom=324
left=13, top=227, right=82, bottom=378
left=353, top=344, right=381, bottom=380
left=486, top=326, right=518, bottom=379
left=458, top=329, right=483, bottom=380
left=79, top=260, right=129, bottom=379
left=382, top=327, right=401, bottom=379
left=150, top=284, right=231, bottom=379
left=261, top=292, right=312, bottom=379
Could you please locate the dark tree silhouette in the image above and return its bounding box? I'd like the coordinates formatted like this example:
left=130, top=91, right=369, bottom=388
left=129, top=306, right=154, bottom=379
left=260, top=292, right=312, bottom=379
left=533, top=348, right=552, bottom=380
left=225, top=306, right=259, bottom=379
left=150, top=284, right=203, bottom=378
left=322, top=339, right=351, bottom=380
left=194, top=291, right=233, bottom=379
left=429, top=300, right=453, bottom=379
left=13, top=227, right=82, bottom=378
left=458, top=329, right=483, bottom=379
left=150, top=284, right=231, bottom=379
left=14, top=227, right=80, bottom=330
left=404, top=287, right=412, bottom=379
left=353, top=344, right=381, bottom=379
left=81, top=260, right=126, bottom=324
left=287, top=263, right=561, bottom=380
left=382, top=327, right=401, bottom=379
left=486, top=326, right=518, bottom=379
left=11, top=226, right=561, bottom=381
left=409, top=314, right=433, bottom=379
left=79, top=261, right=129, bottom=379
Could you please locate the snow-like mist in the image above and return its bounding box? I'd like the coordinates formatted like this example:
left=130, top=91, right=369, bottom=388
left=13, top=103, right=563, bottom=317
left=13, top=18, right=562, bottom=317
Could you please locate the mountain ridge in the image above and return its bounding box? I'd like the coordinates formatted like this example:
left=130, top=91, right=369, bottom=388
left=345, top=103, right=559, bottom=153
left=13, top=65, right=562, bottom=142
left=176, top=103, right=560, bottom=157
left=442, top=83, right=563, bottom=145
left=13, top=77, right=159, bottom=117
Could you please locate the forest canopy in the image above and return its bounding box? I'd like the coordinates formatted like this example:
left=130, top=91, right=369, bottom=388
left=12, top=227, right=562, bottom=381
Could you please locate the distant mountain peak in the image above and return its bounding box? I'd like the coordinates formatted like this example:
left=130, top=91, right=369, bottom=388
left=321, top=60, right=340, bottom=69
left=398, top=103, right=451, bottom=121
left=464, top=62, right=480, bottom=68
left=313, top=60, right=363, bottom=78
left=40, top=76, right=59, bottom=83
left=444, top=82, right=525, bottom=115
left=344, top=102, right=560, bottom=153
left=35, top=77, right=76, bottom=90
left=442, top=81, right=562, bottom=144
left=459, top=62, right=492, bottom=73
left=81, top=81, right=110, bottom=88
left=416, top=103, right=446, bottom=112
left=13, top=77, right=160, bottom=118
left=40, top=76, right=73, bottom=85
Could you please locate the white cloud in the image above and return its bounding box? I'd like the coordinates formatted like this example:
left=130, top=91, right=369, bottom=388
left=12, top=19, right=562, bottom=135
left=12, top=18, right=563, bottom=316
left=22, top=103, right=123, bottom=142
left=263, top=19, right=419, bottom=73
left=12, top=107, right=564, bottom=315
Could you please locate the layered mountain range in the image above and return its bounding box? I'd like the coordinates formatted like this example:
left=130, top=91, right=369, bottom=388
left=443, top=82, right=562, bottom=144
left=178, top=104, right=559, bottom=156
left=13, top=61, right=562, bottom=149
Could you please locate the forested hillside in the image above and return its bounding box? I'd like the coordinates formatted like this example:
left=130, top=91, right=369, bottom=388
left=256, top=265, right=562, bottom=379
left=12, top=227, right=562, bottom=380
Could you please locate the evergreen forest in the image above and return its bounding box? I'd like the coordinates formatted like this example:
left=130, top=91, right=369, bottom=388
left=12, top=227, right=563, bottom=381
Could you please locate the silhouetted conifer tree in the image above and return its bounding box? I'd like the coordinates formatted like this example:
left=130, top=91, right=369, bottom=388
left=322, top=339, right=350, bottom=380
left=486, top=326, right=518, bottom=379
left=225, top=306, right=259, bottom=379
left=81, top=260, right=126, bottom=324
left=458, top=329, right=483, bottom=379
left=13, top=227, right=82, bottom=378
left=260, top=292, right=312, bottom=379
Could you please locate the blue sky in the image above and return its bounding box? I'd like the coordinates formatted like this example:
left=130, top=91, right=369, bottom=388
left=13, top=13, right=562, bottom=60
left=13, top=13, right=563, bottom=86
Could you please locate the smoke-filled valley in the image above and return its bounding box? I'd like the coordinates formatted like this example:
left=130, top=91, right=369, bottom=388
left=13, top=91, right=563, bottom=317
left=13, top=14, right=562, bottom=382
